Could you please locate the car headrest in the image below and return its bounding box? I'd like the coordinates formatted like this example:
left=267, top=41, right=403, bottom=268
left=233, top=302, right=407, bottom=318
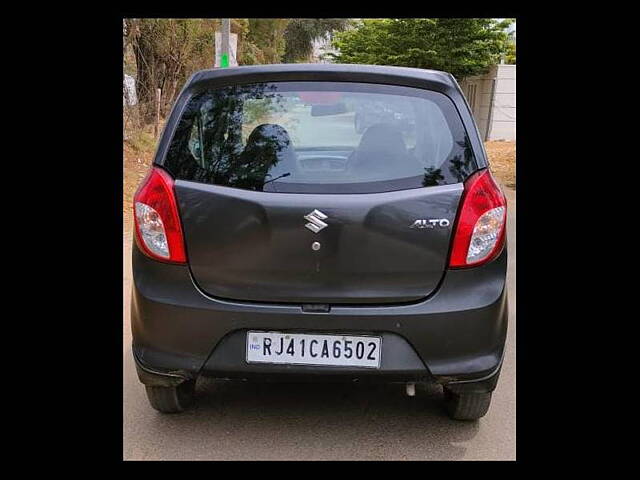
left=243, top=124, right=295, bottom=165
left=356, top=123, right=408, bottom=157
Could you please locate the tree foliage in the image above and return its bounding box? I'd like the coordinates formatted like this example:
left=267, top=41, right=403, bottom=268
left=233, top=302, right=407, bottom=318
left=123, top=17, right=513, bottom=133
left=125, top=19, right=216, bottom=122
left=124, top=18, right=291, bottom=125
left=330, top=18, right=514, bottom=79
left=124, top=18, right=353, bottom=129
left=242, top=19, right=291, bottom=65
left=282, top=19, right=352, bottom=63
left=505, top=34, right=516, bottom=64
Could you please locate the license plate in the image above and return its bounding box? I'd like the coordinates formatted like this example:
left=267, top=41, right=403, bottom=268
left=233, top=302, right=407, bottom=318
left=246, top=331, right=382, bottom=368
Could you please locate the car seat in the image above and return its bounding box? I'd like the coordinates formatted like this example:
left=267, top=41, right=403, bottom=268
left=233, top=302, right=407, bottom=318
left=349, top=123, right=421, bottom=179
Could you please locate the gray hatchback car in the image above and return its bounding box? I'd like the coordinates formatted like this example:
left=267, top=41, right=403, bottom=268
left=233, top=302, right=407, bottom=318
left=131, top=64, right=508, bottom=420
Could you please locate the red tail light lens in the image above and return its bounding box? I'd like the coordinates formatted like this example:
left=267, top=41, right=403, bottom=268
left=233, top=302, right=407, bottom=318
left=133, top=167, right=186, bottom=264
left=449, top=169, right=507, bottom=268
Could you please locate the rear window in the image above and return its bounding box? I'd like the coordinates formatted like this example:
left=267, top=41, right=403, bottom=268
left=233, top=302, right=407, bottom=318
left=164, top=82, right=477, bottom=194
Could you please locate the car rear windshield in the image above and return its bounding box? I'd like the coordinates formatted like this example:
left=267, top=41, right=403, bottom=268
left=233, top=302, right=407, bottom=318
left=164, top=81, right=477, bottom=194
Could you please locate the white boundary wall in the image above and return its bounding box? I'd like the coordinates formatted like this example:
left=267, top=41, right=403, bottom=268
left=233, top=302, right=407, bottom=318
left=460, top=64, right=516, bottom=141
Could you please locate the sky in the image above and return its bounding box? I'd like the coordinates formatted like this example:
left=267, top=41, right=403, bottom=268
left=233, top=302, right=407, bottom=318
left=495, top=18, right=516, bottom=33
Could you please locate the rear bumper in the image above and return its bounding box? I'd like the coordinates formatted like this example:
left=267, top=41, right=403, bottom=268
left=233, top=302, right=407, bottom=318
left=131, top=242, right=508, bottom=389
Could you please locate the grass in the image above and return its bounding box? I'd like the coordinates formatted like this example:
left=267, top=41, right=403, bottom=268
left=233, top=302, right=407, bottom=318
left=123, top=133, right=157, bottom=236
left=125, top=123, right=159, bottom=154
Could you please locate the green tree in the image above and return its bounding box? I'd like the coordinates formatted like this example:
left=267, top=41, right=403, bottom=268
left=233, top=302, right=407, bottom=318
left=242, top=19, right=291, bottom=65
left=505, top=32, right=516, bottom=64
left=127, top=19, right=216, bottom=122
left=282, top=19, right=352, bottom=63
left=123, top=18, right=356, bottom=129
left=331, top=18, right=514, bottom=80
left=505, top=42, right=516, bottom=64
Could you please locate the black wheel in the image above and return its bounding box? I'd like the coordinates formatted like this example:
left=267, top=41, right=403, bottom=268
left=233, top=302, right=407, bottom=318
left=443, top=387, right=492, bottom=421
left=144, top=380, right=195, bottom=413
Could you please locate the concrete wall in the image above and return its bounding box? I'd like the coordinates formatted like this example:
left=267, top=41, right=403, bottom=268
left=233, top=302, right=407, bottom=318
left=460, top=64, right=516, bottom=141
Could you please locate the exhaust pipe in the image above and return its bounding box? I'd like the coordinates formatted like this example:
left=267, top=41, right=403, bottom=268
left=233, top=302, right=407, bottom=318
left=406, top=383, right=415, bottom=397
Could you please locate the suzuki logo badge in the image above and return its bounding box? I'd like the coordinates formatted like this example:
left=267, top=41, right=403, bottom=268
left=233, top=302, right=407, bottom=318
left=304, top=209, right=328, bottom=233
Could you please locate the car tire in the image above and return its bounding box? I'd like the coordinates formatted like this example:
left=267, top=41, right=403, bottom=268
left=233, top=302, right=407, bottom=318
left=145, top=380, right=195, bottom=413
left=443, top=387, right=492, bottom=421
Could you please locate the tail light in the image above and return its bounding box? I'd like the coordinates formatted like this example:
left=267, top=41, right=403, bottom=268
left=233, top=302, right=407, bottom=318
left=449, top=169, right=507, bottom=268
left=133, top=167, right=187, bottom=264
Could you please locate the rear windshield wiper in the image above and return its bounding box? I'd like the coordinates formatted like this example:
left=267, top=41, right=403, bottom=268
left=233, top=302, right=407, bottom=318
left=263, top=172, right=291, bottom=185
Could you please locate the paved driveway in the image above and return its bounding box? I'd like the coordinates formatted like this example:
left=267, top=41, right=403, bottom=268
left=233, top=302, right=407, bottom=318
left=123, top=188, right=516, bottom=461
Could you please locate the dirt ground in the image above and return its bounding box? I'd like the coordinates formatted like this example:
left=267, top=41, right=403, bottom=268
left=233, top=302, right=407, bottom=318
left=123, top=143, right=155, bottom=235
left=123, top=140, right=516, bottom=232
left=485, top=141, right=516, bottom=190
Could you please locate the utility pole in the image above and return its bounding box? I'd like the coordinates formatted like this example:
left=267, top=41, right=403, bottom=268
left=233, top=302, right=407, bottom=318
left=220, top=19, right=230, bottom=68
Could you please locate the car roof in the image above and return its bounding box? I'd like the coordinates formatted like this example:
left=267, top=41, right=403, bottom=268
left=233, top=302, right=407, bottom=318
left=186, top=64, right=458, bottom=94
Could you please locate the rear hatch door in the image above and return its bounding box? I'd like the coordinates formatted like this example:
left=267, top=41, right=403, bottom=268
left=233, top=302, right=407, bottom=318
left=176, top=182, right=462, bottom=304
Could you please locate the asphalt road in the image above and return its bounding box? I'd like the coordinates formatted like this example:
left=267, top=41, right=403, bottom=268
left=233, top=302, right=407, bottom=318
left=123, top=188, right=516, bottom=461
